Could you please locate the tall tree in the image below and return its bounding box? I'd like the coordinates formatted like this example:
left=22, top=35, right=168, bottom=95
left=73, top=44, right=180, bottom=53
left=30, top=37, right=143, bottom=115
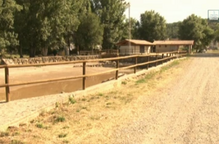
left=0, top=0, right=20, bottom=55
left=215, top=24, right=219, bottom=42
left=138, top=10, right=167, bottom=42
left=179, top=14, right=214, bottom=51
left=122, top=17, right=140, bottom=40
left=15, top=0, right=82, bottom=57
left=166, top=22, right=180, bottom=39
left=91, top=0, right=127, bottom=49
left=74, top=12, right=103, bottom=51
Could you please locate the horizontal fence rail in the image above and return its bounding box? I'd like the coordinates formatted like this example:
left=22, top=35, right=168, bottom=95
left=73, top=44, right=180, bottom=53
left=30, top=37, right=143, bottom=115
left=0, top=51, right=188, bottom=102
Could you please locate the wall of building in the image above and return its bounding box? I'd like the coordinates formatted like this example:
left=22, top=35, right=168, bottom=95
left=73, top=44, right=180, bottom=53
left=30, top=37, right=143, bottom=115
left=119, top=45, right=151, bottom=55
left=156, top=45, right=178, bottom=53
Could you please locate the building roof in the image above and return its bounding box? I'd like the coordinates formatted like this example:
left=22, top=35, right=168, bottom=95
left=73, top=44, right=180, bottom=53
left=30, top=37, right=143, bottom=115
left=153, top=40, right=194, bottom=45
left=117, top=39, right=154, bottom=46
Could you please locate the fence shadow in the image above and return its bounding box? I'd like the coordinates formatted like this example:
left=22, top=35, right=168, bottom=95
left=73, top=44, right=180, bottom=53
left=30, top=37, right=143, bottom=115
left=0, top=101, right=6, bottom=104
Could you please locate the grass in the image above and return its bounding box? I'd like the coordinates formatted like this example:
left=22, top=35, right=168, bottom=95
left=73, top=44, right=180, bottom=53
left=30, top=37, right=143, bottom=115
left=54, top=116, right=66, bottom=123
left=35, top=123, right=44, bottom=129
left=135, top=71, right=157, bottom=85
left=160, top=61, right=180, bottom=73
left=136, top=60, right=181, bottom=85
left=69, top=97, right=76, bottom=104
left=98, top=93, right=104, bottom=96
left=0, top=131, right=9, bottom=137
left=121, top=81, right=127, bottom=85
left=58, top=133, right=68, bottom=138
left=12, top=132, right=20, bottom=136
left=10, top=139, right=25, bottom=144
left=63, top=140, right=69, bottom=143
left=35, top=123, right=42, bottom=128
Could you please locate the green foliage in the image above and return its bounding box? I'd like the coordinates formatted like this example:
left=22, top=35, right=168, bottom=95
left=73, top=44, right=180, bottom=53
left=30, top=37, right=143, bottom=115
left=122, top=18, right=140, bottom=39
left=214, top=24, right=219, bottom=42
left=10, top=139, right=25, bottom=144
left=160, top=61, right=179, bottom=72
left=138, top=10, right=167, bottom=42
left=91, top=0, right=127, bottom=49
left=166, top=22, right=180, bottom=39
left=0, top=0, right=20, bottom=54
left=14, top=0, right=82, bottom=57
left=69, top=97, right=76, bottom=104
left=121, top=81, right=127, bottom=85
left=75, top=12, right=103, bottom=50
left=135, top=78, right=146, bottom=84
left=178, top=14, right=215, bottom=51
left=35, top=123, right=44, bottom=129
left=58, top=133, right=67, bottom=138
left=55, top=116, right=66, bottom=123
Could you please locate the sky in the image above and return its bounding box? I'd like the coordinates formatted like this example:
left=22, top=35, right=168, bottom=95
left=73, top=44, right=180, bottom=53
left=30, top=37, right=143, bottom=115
left=124, top=0, right=219, bottom=23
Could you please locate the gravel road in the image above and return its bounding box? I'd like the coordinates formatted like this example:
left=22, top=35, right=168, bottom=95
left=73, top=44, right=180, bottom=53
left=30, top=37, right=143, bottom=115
left=110, top=53, right=219, bottom=144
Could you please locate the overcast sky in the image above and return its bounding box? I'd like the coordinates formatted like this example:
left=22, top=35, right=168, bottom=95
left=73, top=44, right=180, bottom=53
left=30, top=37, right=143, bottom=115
left=124, top=0, right=219, bottom=23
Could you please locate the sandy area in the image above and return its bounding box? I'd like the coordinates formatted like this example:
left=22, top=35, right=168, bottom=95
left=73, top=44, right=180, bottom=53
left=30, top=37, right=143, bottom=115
left=0, top=64, right=133, bottom=101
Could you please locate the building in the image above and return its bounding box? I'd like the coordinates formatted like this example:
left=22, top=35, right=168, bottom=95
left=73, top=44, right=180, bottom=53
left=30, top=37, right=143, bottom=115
left=153, top=40, right=194, bottom=53
left=117, top=39, right=154, bottom=55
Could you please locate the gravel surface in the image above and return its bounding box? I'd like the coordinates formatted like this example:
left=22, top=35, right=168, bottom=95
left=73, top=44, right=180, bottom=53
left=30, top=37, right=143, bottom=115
left=0, top=93, right=71, bottom=131
left=110, top=53, right=219, bottom=144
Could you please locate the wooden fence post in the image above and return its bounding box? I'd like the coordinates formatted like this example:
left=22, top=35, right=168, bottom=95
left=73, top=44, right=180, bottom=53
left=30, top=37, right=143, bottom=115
left=155, top=54, right=158, bottom=66
left=115, top=60, right=119, bottom=80
left=161, top=54, right=164, bottom=64
left=5, top=66, right=10, bottom=102
left=134, top=56, right=138, bottom=73
left=82, top=62, right=86, bottom=90
left=147, top=56, right=150, bottom=69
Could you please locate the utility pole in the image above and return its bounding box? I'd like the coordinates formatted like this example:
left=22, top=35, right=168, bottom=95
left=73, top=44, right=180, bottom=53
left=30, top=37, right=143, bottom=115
left=128, top=2, right=131, bottom=52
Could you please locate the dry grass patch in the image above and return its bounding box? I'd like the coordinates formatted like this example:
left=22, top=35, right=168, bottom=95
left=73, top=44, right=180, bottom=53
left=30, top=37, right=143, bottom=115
left=0, top=59, right=188, bottom=144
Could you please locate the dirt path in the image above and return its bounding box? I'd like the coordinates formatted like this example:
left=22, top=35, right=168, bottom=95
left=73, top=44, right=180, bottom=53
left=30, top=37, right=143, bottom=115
left=110, top=52, right=219, bottom=144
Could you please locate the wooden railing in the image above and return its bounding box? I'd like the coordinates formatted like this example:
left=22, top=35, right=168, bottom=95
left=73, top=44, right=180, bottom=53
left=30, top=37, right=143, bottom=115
left=0, top=51, right=188, bottom=102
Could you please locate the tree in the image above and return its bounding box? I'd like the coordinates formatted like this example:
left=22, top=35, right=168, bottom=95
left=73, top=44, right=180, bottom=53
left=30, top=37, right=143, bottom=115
left=14, top=0, right=82, bottom=57
left=166, top=22, right=181, bottom=39
left=138, top=10, right=167, bottom=42
left=0, top=0, right=20, bottom=56
left=121, top=17, right=140, bottom=40
left=209, top=22, right=219, bottom=42
left=178, top=14, right=215, bottom=51
left=215, top=25, right=219, bottom=42
left=74, top=12, right=103, bottom=51
left=91, top=0, right=127, bottom=49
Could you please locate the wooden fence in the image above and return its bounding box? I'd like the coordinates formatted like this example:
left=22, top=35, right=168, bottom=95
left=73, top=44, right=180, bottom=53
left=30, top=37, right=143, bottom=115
left=79, top=49, right=119, bottom=55
left=0, top=51, right=188, bottom=102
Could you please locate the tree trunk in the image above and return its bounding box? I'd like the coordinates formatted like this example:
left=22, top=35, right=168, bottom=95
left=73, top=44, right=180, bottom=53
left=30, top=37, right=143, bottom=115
left=68, top=36, right=71, bottom=55
left=29, top=37, right=36, bottom=57
left=29, top=45, right=36, bottom=57
left=77, top=46, right=79, bottom=55
left=41, top=47, right=48, bottom=56
left=19, top=47, right=23, bottom=58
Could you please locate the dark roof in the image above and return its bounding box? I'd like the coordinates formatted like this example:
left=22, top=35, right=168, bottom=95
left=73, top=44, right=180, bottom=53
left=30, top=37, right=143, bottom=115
left=117, top=39, right=154, bottom=46
left=153, top=40, right=194, bottom=45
